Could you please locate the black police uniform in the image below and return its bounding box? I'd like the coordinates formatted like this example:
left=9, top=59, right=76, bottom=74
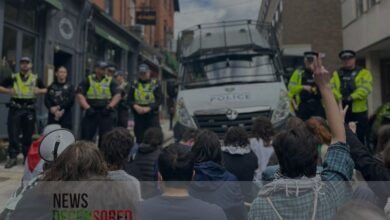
left=44, top=81, right=75, bottom=129
left=1, top=74, right=45, bottom=159
left=78, top=74, right=120, bottom=141
left=117, top=81, right=131, bottom=128
left=296, top=68, right=325, bottom=121
left=128, top=79, right=162, bottom=144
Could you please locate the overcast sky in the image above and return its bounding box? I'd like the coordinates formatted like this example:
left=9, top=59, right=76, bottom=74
left=174, top=0, right=262, bottom=38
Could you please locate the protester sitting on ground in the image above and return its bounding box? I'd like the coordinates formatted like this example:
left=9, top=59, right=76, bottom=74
left=374, top=125, right=390, bottom=162
left=223, top=127, right=258, bottom=181
left=249, top=56, right=354, bottom=220
left=1, top=126, right=71, bottom=219
left=263, top=117, right=331, bottom=182
left=264, top=116, right=305, bottom=167
left=178, top=128, right=198, bottom=148
left=22, top=124, right=61, bottom=185
left=139, top=143, right=227, bottom=220
left=10, top=141, right=139, bottom=219
left=347, top=123, right=390, bottom=207
left=189, top=130, right=247, bottom=220
left=222, top=127, right=258, bottom=202
left=126, top=127, right=163, bottom=198
left=306, top=117, right=332, bottom=164
left=9, top=141, right=107, bottom=218
left=99, top=127, right=141, bottom=204
left=286, top=116, right=304, bottom=129
left=249, top=117, right=275, bottom=180
left=331, top=200, right=388, bottom=220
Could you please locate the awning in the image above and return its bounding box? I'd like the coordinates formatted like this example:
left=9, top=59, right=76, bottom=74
left=95, top=26, right=130, bottom=51
left=45, top=0, right=63, bottom=10
left=162, top=65, right=177, bottom=79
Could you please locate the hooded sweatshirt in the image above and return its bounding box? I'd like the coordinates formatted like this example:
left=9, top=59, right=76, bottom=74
left=189, top=161, right=247, bottom=220
left=125, top=143, right=161, bottom=198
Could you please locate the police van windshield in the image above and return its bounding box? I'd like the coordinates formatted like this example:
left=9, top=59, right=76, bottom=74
left=182, top=54, right=279, bottom=89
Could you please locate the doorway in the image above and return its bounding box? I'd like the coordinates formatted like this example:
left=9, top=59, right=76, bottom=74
left=54, top=50, right=73, bottom=81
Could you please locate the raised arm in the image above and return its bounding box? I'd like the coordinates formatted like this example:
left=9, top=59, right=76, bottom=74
left=313, top=57, right=345, bottom=144
left=314, top=56, right=353, bottom=182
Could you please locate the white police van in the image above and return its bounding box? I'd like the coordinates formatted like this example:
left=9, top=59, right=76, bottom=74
left=174, top=20, right=290, bottom=137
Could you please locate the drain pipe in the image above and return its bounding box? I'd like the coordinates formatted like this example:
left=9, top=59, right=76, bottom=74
left=72, top=1, right=93, bottom=138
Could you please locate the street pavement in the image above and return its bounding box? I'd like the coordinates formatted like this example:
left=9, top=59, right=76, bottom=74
left=0, top=119, right=173, bottom=212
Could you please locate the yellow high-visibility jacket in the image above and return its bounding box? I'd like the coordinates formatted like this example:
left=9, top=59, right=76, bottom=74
left=288, top=69, right=305, bottom=108
left=331, top=68, right=373, bottom=113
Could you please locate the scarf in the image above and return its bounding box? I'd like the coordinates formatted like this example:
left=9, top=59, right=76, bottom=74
left=221, top=145, right=251, bottom=155
left=259, top=175, right=323, bottom=220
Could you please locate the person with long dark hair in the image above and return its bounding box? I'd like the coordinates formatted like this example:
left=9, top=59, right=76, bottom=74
left=190, top=130, right=247, bottom=220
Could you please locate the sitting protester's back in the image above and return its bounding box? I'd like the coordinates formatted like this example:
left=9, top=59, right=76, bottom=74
left=189, top=130, right=248, bottom=220
left=140, top=143, right=227, bottom=220
left=222, top=127, right=259, bottom=203
left=249, top=127, right=354, bottom=220
left=126, top=127, right=163, bottom=198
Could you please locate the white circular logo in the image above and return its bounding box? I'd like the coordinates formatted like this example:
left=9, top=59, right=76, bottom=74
left=226, top=109, right=239, bottom=121
left=59, top=18, right=74, bottom=40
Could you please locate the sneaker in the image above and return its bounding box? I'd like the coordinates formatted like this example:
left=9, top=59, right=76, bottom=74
left=4, top=158, right=17, bottom=169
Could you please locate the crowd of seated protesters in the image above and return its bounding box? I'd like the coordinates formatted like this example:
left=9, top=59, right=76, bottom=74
left=4, top=57, right=390, bottom=220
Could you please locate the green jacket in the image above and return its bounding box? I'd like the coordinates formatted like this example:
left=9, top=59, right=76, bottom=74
left=331, top=68, right=373, bottom=113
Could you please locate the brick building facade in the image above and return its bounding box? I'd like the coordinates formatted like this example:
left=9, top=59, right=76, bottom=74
left=91, top=0, right=179, bottom=51
left=258, top=0, right=343, bottom=73
left=135, top=0, right=179, bottom=51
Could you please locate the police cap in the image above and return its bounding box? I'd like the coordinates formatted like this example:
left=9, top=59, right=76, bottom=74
left=107, top=65, right=116, bottom=72
left=20, top=56, right=32, bottom=63
left=138, top=63, right=150, bottom=73
left=339, top=50, right=356, bottom=60
left=95, top=61, right=108, bottom=69
left=303, top=51, right=319, bottom=59
left=114, top=70, right=125, bottom=77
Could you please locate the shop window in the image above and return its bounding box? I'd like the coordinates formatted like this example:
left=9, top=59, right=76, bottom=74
left=22, top=34, right=36, bottom=63
left=20, top=9, right=36, bottom=30
left=105, top=0, right=113, bottom=16
left=1, top=27, right=17, bottom=73
left=106, top=45, right=121, bottom=67
left=4, top=1, right=36, bottom=30
left=4, top=2, right=18, bottom=22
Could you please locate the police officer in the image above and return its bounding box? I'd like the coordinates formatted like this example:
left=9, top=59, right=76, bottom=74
left=0, top=57, right=47, bottom=168
left=128, top=64, right=162, bottom=144
left=114, top=70, right=130, bottom=128
left=106, top=65, right=116, bottom=77
left=288, top=51, right=325, bottom=120
left=331, top=50, right=373, bottom=144
left=44, top=66, right=75, bottom=129
left=77, top=61, right=122, bottom=141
